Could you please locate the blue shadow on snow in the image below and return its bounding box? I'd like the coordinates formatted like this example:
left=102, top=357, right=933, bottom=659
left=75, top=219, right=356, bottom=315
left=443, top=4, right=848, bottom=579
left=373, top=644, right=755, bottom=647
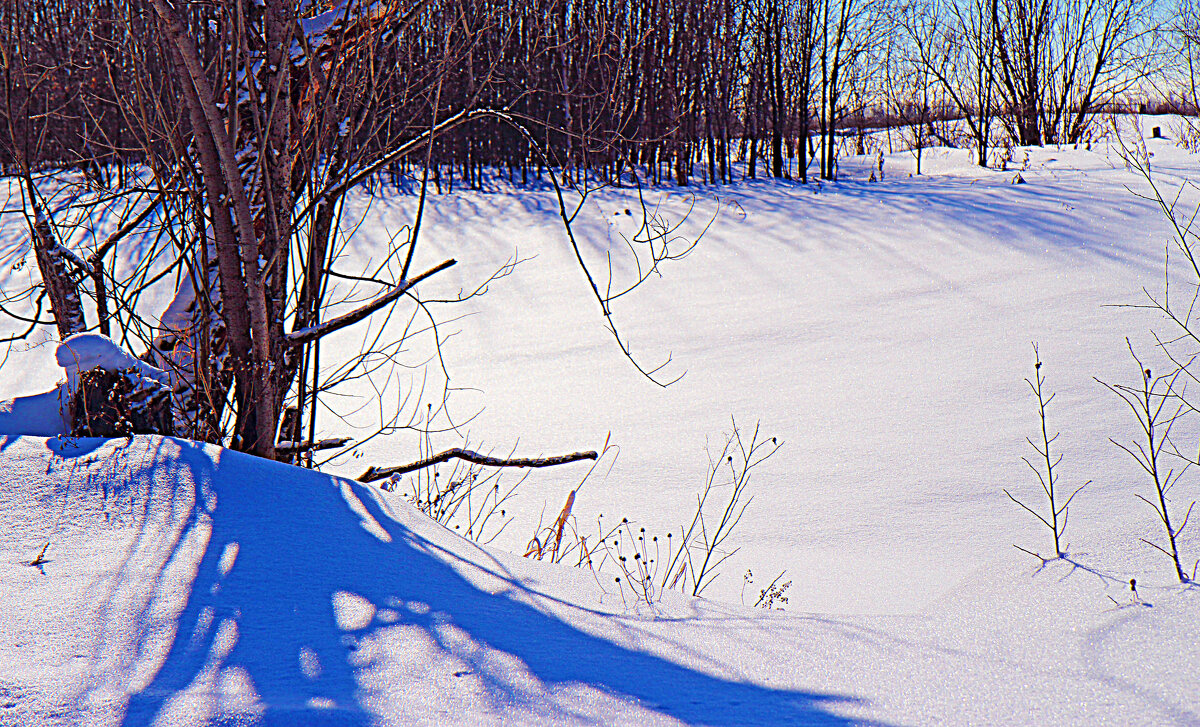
left=104, top=437, right=876, bottom=726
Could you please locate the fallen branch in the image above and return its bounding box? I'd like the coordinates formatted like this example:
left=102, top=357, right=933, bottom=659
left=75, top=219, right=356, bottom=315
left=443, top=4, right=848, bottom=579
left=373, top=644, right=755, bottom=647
left=275, top=437, right=352, bottom=456
left=29, top=542, right=49, bottom=567
left=359, top=448, right=598, bottom=483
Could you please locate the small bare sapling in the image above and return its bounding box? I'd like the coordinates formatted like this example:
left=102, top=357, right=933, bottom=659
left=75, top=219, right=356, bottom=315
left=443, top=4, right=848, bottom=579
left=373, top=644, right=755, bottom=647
left=1005, top=345, right=1088, bottom=559
left=1101, top=346, right=1196, bottom=584
left=661, top=419, right=781, bottom=598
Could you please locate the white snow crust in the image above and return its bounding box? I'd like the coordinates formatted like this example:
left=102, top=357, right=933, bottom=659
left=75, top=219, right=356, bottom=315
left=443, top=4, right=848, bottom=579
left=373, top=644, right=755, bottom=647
left=54, top=333, right=168, bottom=389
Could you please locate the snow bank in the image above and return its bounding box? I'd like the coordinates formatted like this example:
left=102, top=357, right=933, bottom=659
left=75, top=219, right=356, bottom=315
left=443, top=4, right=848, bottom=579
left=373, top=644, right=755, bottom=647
left=0, top=435, right=858, bottom=725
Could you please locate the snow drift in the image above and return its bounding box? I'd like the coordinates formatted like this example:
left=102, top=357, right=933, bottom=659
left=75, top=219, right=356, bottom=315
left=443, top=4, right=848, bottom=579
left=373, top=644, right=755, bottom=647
left=0, top=333, right=171, bottom=439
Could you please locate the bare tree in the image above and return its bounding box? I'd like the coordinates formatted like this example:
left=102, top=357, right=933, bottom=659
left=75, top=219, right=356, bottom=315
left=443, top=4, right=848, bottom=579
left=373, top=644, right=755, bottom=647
left=904, top=0, right=998, bottom=166
left=992, top=0, right=1156, bottom=146
left=888, top=7, right=940, bottom=174
left=812, top=0, right=888, bottom=180
left=1175, top=0, right=1200, bottom=111
left=1, top=0, right=704, bottom=465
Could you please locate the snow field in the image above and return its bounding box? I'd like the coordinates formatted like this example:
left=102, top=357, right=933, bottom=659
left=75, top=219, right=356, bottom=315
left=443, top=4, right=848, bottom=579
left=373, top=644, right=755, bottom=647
left=1, top=117, right=1199, bottom=723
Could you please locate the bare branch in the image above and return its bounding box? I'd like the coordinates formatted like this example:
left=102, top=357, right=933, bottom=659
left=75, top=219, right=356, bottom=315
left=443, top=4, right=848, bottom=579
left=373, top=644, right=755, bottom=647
left=275, top=437, right=353, bottom=456
left=286, top=259, right=456, bottom=346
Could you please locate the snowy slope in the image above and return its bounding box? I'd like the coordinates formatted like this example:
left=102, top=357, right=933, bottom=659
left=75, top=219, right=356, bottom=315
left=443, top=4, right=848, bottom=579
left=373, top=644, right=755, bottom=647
left=1, top=434, right=1196, bottom=726
left=291, top=123, right=1200, bottom=614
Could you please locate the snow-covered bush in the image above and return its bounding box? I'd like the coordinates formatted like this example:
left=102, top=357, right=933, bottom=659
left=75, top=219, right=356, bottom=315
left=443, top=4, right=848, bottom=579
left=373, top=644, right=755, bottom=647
left=0, top=333, right=173, bottom=438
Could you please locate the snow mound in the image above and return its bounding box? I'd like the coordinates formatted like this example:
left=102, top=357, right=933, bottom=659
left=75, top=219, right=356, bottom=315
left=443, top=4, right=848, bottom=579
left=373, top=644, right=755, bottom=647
left=0, top=335, right=168, bottom=438
left=0, top=435, right=858, bottom=726
left=2, top=435, right=1197, bottom=725
left=55, top=333, right=169, bottom=390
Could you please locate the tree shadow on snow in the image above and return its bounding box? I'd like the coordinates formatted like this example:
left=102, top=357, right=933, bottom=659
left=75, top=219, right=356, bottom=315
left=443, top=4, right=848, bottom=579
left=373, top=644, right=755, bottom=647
left=104, top=438, right=877, bottom=726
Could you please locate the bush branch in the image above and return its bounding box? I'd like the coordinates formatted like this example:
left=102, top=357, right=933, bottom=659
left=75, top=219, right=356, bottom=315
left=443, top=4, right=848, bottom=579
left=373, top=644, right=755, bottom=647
left=286, top=259, right=456, bottom=346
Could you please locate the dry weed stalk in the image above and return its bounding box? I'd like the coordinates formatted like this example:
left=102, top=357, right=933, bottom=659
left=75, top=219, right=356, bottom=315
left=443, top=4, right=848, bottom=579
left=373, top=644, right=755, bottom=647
left=527, top=420, right=782, bottom=607
left=752, top=570, right=792, bottom=609
left=526, top=434, right=615, bottom=562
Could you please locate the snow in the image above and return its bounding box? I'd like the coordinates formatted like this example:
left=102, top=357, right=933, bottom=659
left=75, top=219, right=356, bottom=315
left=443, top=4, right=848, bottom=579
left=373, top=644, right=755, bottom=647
left=1, top=118, right=1200, bottom=724
left=55, top=333, right=168, bottom=388
left=304, top=128, right=1198, bottom=614
left=0, top=389, right=67, bottom=437
left=157, top=271, right=198, bottom=340
left=0, top=435, right=1197, bottom=725
left=299, top=0, right=349, bottom=42
left=151, top=272, right=202, bottom=384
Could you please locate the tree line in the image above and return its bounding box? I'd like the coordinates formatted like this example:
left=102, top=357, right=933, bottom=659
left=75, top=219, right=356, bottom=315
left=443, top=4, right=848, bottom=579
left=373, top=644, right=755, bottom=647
left=2, top=0, right=1173, bottom=190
